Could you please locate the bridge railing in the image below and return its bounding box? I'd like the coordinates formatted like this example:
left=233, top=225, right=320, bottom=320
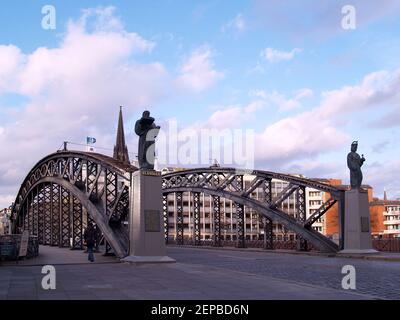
left=167, top=237, right=400, bottom=253
left=166, top=238, right=322, bottom=251
left=372, top=239, right=400, bottom=252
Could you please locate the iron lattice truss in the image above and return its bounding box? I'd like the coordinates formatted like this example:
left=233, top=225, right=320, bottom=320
left=162, top=168, right=346, bottom=253
left=11, top=151, right=136, bottom=258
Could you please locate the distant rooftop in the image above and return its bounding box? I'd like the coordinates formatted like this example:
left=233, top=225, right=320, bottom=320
left=370, top=199, right=400, bottom=206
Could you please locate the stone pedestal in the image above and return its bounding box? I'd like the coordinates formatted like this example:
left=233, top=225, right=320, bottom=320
left=338, top=189, right=378, bottom=255
left=121, top=170, right=175, bottom=263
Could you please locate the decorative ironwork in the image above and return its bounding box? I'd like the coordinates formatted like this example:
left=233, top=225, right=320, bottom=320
left=296, top=186, right=308, bottom=251
left=212, top=195, right=221, bottom=247
left=105, top=169, right=117, bottom=218
left=109, top=186, right=129, bottom=224
left=271, top=183, right=299, bottom=209
left=32, top=190, right=38, bottom=237
left=261, top=179, right=273, bottom=249
left=176, top=192, right=184, bottom=245
left=28, top=193, right=33, bottom=235
left=51, top=184, right=60, bottom=246
left=235, top=202, right=245, bottom=248
left=11, top=150, right=347, bottom=256
left=37, top=186, right=44, bottom=244
left=162, top=194, right=168, bottom=243
left=192, top=192, right=201, bottom=246
left=11, top=151, right=136, bottom=258
left=234, top=174, right=245, bottom=248
left=72, top=195, right=83, bottom=249
left=60, top=186, right=70, bottom=247
left=162, top=168, right=344, bottom=253
left=304, top=197, right=337, bottom=228
left=43, top=184, right=52, bottom=245
left=263, top=217, right=274, bottom=250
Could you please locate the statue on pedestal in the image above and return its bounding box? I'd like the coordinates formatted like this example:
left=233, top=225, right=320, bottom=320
left=347, top=141, right=365, bottom=190
left=135, top=111, right=160, bottom=170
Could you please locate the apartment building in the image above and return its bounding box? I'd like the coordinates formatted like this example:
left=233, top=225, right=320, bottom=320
left=0, top=208, right=12, bottom=235
left=370, top=199, right=400, bottom=238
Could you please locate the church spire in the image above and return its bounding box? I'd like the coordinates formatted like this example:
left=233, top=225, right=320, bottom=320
left=113, top=106, right=130, bottom=164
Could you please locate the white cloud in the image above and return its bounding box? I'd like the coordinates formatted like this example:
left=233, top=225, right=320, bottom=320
left=198, top=68, right=400, bottom=171
left=0, top=7, right=169, bottom=208
left=261, top=47, right=301, bottom=63
left=255, top=68, right=400, bottom=164
left=255, top=111, right=348, bottom=162
left=80, top=7, right=125, bottom=32
left=0, top=195, right=15, bottom=209
left=246, top=61, right=265, bottom=75
left=0, top=7, right=229, bottom=208
left=251, top=88, right=313, bottom=111
left=0, top=45, right=25, bottom=93
left=366, top=160, right=400, bottom=199
left=317, top=69, right=400, bottom=119
left=294, top=88, right=314, bottom=100
left=222, top=13, right=246, bottom=34
left=205, top=106, right=243, bottom=129
left=176, top=46, right=224, bottom=92
left=181, top=98, right=266, bottom=133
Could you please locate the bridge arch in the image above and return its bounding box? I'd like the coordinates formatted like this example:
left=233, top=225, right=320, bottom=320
left=11, top=151, right=137, bottom=258
left=162, top=168, right=345, bottom=253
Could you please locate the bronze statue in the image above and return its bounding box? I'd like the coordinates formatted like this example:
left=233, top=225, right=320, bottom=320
left=135, top=111, right=160, bottom=170
left=347, top=141, right=365, bottom=190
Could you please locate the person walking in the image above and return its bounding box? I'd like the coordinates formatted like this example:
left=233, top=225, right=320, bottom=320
left=84, top=223, right=96, bottom=262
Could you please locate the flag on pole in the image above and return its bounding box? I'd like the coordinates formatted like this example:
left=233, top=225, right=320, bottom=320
left=86, top=137, right=96, bottom=144
left=86, top=137, right=96, bottom=152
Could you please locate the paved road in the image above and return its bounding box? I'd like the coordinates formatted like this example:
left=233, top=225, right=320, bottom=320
left=0, top=246, right=398, bottom=300
left=167, top=247, right=400, bottom=300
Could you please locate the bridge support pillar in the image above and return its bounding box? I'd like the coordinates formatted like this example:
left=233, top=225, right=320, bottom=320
left=122, top=170, right=175, bottom=263
left=338, top=189, right=378, bottom=255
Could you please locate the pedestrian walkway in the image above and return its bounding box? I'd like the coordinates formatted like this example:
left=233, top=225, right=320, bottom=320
left=0, top=245, right=117, bottom=266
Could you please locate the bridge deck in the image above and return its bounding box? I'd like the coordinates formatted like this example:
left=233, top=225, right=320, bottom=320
left=1, top=246, right=399, bottom=299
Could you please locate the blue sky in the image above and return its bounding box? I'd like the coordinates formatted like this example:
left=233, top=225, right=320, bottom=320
left=0, top=0, right=400, bottom=207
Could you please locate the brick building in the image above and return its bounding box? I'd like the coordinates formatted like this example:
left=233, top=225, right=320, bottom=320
left=369, top=196, right=400, bottom=238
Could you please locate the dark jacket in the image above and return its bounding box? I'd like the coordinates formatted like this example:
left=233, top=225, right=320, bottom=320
left=84, top=227, right=96, bottom=248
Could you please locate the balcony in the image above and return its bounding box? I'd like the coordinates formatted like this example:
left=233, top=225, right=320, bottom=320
left=384, top=229, right=400, bottom=235
left=384, top=220, right=400, bottom=226
left=383, top=211, right=400, bottom=216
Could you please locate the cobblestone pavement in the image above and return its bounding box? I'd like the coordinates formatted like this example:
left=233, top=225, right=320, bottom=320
left=0, top=246, right=397, bottom=300
left=0, top=247, right=378, bottom=300
left=167, top=247, right=400, bottom=300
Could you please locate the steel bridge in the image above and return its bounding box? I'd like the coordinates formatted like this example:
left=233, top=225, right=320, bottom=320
left=11, top=151, right=345, bottom=257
